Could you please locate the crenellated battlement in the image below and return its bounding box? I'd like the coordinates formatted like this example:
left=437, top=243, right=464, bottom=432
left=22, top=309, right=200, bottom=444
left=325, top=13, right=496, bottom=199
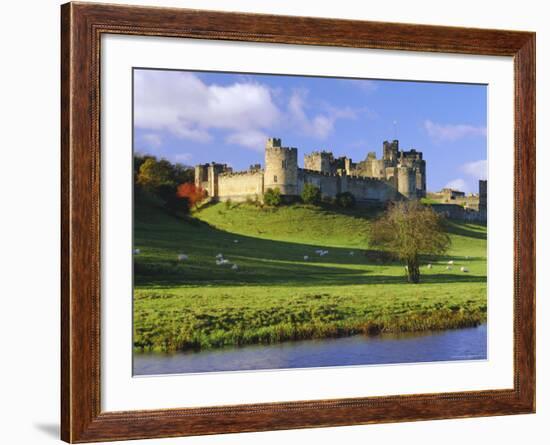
left=194, top=137, right=426, bottom=203
left=219, top=169, right=264, bottom=178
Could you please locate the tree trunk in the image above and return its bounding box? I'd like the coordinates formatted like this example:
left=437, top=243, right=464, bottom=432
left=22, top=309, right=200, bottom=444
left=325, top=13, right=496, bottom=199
left=407, top=259, right=420, bottom=283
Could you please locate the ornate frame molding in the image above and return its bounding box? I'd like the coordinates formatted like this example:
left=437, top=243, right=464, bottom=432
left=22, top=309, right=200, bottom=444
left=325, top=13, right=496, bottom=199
left=61, top=2, right=535, bottom=442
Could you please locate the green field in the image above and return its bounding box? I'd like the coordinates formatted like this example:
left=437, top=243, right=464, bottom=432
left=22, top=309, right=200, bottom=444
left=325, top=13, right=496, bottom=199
left=134, top=200, right=487, bottom=352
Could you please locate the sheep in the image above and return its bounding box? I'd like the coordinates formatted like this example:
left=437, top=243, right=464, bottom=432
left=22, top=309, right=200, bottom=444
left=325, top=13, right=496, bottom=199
left=318, top=250, right=329, bottom=256
left=233, top=239, right=239, bottom=244
left=426, top=264, right=432, bottom=269
left=177, top=254, right=189, bottom=261
left=215, top=253, right=224, bottom=259
left=447, top=260, right=454, bottom=265
left=349, top=251, right=355, bottom=256
left=133, top=248, right=140, bottom=255
left=460, top=267, right=469, bottom=273
left=231, top=264, right=238, bottom=270
left=303, top=255, right=309, bottom=261
left=446, top=265, right=453, bottom=270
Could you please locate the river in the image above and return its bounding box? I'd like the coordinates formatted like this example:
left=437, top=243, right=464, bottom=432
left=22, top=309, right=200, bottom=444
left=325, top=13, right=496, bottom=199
left=133, top=323, right=487, bottom=376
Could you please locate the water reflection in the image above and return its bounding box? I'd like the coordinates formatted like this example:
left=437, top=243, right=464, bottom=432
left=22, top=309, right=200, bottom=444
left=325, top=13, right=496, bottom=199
left=134, top=324, right=487, bottom=376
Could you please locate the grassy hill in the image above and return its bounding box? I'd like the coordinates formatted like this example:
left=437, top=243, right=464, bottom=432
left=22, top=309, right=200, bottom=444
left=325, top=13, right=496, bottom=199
left=134, top=200, right=487, bottom=352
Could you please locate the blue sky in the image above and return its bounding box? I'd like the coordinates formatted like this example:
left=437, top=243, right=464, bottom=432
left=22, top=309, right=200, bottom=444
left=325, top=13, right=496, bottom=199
left=133, top=68, right=487, bottom=193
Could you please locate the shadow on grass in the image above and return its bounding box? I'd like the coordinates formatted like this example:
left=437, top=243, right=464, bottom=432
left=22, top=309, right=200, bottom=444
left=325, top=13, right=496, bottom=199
left=444, top=219, right=487, bottom=240
left=134, top=210, right=487, bottom=288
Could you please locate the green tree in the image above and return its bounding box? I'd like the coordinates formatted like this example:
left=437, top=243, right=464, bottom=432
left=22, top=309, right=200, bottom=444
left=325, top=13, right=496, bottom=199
left=137, top=158, right=176, bottom=193
left=369, top=200, right=451, bottom=283
left=172, top=163, right=195, bottom=184
left=301, top=183, right=321, bottom=205
left=264, top=188, right=282, bottom=206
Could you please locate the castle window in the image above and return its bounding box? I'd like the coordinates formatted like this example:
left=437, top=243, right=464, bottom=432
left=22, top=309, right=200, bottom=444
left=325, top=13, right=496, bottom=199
left=274, top=175, right=278, bottom=183
left=282, top=160, right=286, bottom=169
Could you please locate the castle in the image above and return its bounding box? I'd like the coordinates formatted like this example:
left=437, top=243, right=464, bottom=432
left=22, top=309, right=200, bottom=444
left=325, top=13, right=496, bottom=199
left=195, top=138, right=426, bottom=205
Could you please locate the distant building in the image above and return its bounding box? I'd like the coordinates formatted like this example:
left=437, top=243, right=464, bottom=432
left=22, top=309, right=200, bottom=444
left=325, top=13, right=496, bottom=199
left=430, top=180, right=487, bottom=222
left=195, top=138, right=426, bottom=204
left=439, top=188, right=466, bottom=200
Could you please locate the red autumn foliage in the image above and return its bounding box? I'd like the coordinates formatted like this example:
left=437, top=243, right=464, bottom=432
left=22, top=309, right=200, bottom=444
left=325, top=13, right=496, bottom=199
left=176, top=183, right=206, bottom=208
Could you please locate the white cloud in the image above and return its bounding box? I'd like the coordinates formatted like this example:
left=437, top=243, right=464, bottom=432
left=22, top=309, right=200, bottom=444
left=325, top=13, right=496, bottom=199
left=288, top=90, right=358, bottom=139
left=134, top=70, right=281, bottom=149
left=226, top=130, right=268, bottom=150
left=461, top=159, right=487, bottom=180
left=424, top=120, right=486, bottom=142
left=444, top=178, right=467, bottom=191
left=135, top=70, right=366, bottom=149
left=140, top=133, right=162, bottom=149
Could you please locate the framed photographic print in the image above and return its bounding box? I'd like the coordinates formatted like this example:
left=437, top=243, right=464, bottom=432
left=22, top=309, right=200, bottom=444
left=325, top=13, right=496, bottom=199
left=61, top=2, right=535, bottom=442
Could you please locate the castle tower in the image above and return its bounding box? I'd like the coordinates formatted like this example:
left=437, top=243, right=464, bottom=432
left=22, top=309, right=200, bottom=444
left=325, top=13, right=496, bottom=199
left=264, top=138, right=298, bottom=196
left=397, top=166, right=417, bottom=200
left=193, top=162, right=230, bottom=199
left=194, top=165, right=208, bottom=190
left=383, top=140, right=399, bottom=164
left=304, top=151, right=335, bottom=173
left=415, top=160, right=427, bottom=198
left=479, top=179, right=487, bottom=221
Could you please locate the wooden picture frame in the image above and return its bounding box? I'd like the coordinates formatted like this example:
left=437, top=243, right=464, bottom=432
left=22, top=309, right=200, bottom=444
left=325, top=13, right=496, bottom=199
left=61, top=2, right=535, bottom=442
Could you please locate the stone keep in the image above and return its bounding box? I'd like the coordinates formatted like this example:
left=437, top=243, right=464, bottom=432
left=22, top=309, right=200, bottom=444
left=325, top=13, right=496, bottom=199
left=263, top=138, right=298, bottom=196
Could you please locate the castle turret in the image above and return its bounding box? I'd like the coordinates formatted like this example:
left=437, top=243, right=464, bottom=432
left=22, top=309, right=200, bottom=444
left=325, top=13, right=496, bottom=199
left=264, top=138, right=298, bottom=196
left=383, top=140, right=399, bottom=163
left=397, top=166, right=417, bottom=199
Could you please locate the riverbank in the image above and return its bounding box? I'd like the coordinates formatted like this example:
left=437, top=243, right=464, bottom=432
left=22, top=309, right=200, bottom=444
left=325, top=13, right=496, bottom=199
left=134, top=283, right=486, bottom=352
left=134, top=324, right=487, bottom=374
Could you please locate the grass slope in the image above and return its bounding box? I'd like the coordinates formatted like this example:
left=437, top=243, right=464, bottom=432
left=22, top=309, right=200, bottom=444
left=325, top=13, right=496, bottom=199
left=134, top=201, right=487, bottom=352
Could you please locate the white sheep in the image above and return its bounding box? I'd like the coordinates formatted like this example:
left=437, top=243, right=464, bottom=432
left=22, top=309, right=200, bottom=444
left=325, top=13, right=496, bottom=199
left=460, top=267, right=469, bottom=273
left=231, top=264, right=238, bottom=270
left=233, top=239, right=239, bottom=244
left=304, top=255, right=309, bottom=261
left=447, top=260, right=454, bottom=265
left=216, top=253, right=224, bottom=259
left=177, top=254, right=189, bottom=261
left=133, top=248, right=140, bottom=255
left=427, top=264, right=432, bottom=269
left=349, top=251, right=355, bottom=256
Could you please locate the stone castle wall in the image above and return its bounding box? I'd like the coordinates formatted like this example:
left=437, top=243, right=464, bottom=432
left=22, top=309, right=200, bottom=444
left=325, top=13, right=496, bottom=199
left=217, top=171, right=264, bottom=202
left=431, top=203, right=486, bottom=222
left=297, top=169, right=399, bottom=203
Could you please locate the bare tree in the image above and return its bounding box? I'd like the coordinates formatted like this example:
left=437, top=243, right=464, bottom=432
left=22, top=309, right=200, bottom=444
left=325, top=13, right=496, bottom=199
left=369, top=201, right=451, bottom=283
